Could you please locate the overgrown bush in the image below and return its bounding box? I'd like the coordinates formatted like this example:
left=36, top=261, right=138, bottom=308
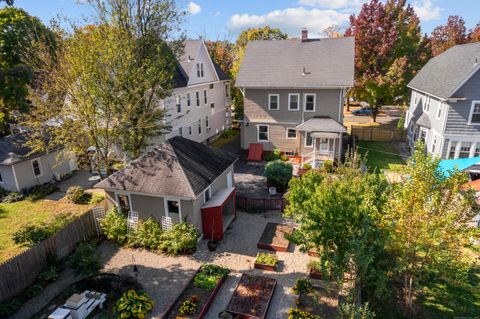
left=67, top=241, right=101, bottom=276
left=65, top=186, right=92, bottom=204
left=263, top=160, right=293, bottom=187
left=3, top=191, right=24, bottom=203
left=12, top=213, right=73, bottom=247
left=288, top=308, right=319, bottom=319
left=337, top=301, right=376, bottom=319
left=113, top=289, right=154, bottom=319
left=158, top=222, right=198, bottom=255
left=38, top=266, right=60, bottom=283
left=322, top=160, right=334, bottom=173
left=302, top=163, right=312, bottom=170
left=193, top=264, right=230, bottom=291
left=0, top=187, right=8, bottom=200
left=101, top=207, right=128, bottom=245
left=292, top=278, right=313, bottom=295
left=221, top=129, right=239, bottom=138
left=128, top=218, right=163, bottom=250
left=264, top=148, right=282, bottom=161
left=24, top=183, right=58, bottom=201
left=89, top=192, right=105, bottom=204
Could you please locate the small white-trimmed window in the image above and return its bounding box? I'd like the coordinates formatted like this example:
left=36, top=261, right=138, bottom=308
left=436, top=103, right=442, bottom=119
left=166, top=199, right=180, bottom=215
left=460, top=145, right=471, bottom=158
left=204, top=90, right=208, bottom=104
left=189, top=126, right=192, bottom=135
left=186, top=93, right=191, bottom=107
left=268, top=94, right=279, bottom=110
left=116, top=193, right=132, bottom=215
left=198, top=119, right=202, bottom=134
left=468, top=101, right=480, bottom=125
left=449, top=142, right=456, bottom=159
left=176, top=95, right=181, bottom=113
left=286, top=128, right=297, bottom=139
left=423, top=96, right=431, bottom=112
left=432, top=135, right=438, bottom=154
left=32, top=159, right=42, bottom=177
left=257, top=125, right=269, bottom=142
left=413, top=92, right=418, bottom=105
left=419, top=128, right=428, bottom=142
left=196, top=91, right=200, bottom=106
left=179, top=127, right=183, bottom=137
left=197, top=63, right=204, bottom=78
left=304, top=94, right=316, bottom=112
left=288, top=94, right=300, bottom=111
left=205, top=116, right=209, bottom=128
left=305, top=132, right=313, bottom=147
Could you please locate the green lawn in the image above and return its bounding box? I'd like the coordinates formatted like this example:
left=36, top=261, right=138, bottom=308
left=356, top=141, right=405, bottom=172
left=209, top=129, right=239, bottom=148
left=0, top=200, right=92, bottom=262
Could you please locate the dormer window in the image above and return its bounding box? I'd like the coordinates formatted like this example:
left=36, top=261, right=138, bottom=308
left=197, top=63, right=204, bottom=78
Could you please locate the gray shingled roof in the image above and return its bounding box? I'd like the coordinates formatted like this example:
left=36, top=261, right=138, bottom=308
left=408, top=42, right=480, bottom=99
left=235, top=37, right=354, bottom=88
left=94, top=136, right=238, bottom=198
left=0, top=134, right=36, bottom=165
left=296, top=117, right=347, bottom=132
left=413, top=112, right=432, bottom=129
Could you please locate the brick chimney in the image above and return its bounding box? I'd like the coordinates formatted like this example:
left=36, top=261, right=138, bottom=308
left=301, top=28, right=308, bottom=42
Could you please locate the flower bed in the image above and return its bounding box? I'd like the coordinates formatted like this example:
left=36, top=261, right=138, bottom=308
left=257, top=222, right=293, bottom=252
left=165, top=264, right=229, bottom=319
left=254, top=252, right=278, bottom=271
left=225, top=274, right=277, bottom=319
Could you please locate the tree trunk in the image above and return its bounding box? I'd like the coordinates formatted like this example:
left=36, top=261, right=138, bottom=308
left=346, top=96, right=350, bottom=112
left=371, top=109, right=377, bottom=123
left=404, top=274, right=414, bottom=314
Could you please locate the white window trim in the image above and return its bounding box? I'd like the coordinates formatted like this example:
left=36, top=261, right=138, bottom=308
left=196, top=91, right=200, bottom=107
left=288, top=93, right=300, bottom=111
left=204, top=90, right=208, bottom=105
left=204, top=187, right=211, bottom=203
left=205, top=116, right=209, bottom=128
left=31, top=158, right=43, bottom=178
left=186, top=93, right=191, bottom=107
left=467, top=100, right=480, bottom=125
left=163, top=197, right=182, bottom=221
left=115, top=192, right=133, bottom=213
left=268, top=94, right=280, bottom=111
left=257, top=124, right=269, bottom=142
left=304, top=131, right=313, bottom=147
left=286, top=128, right=297, bottom=139
left=303, top=93, right=316, bottom=112
left=436, top=103, right=442, bottom=119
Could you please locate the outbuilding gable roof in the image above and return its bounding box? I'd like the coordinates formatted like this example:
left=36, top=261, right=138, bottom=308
left=0, top=134, right=37, bottom=165
left=235, top=37, right=354, bottom=88
left=408, top=42, right=480, bottom=99
left=94, top=136, right=238, bottom=198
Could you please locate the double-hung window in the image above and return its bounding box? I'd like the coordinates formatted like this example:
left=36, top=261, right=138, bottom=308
left=257, top=125, right=269, bottom=142
left=305, top=132, right=313, bottom=147
left=424, top=96, right=431, bottom=112
left=176, top=95, right=181, bottom=113
left=197, top=63, right=204, bottom=78
left=196, top=91, right=200, bottom=106
left=204, top=90, right=208, bottom=105
left=225, top=83, right=230, bottom=97
left=459, top=145, right=471, bottom=158
left=179, top=127, right=183, bottom=137
left=304, top=94, right=316, bottom=112
left=186, top=93, right=191, bottom=107
left=198, top=119, right=202, bottom=134
left=268, top=94, right=279, bottom=110
left=469, top=101, right=480, bottom=124
left=205, top=116, right=209, bottom=128
left=288, top=94, right=299, bottom=111
left=286, top=128, right=297, bottom=139
left=449, top=142, right=456, bottom=159
left=32, top=159, right=42, bottom=177
left=432, top=135, right=438, bottom=154
left=436, top=103, right=442, bottom=119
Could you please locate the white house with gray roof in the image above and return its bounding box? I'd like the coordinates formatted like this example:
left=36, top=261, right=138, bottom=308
left=405, top=42, right=480, bottom=159
left=235, top=29, right=354, bottom=166
left=153, top=40, right=232, bottom=146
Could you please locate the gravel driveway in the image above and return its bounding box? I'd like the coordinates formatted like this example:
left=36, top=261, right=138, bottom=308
left=98, top=211, right=312, bottom=319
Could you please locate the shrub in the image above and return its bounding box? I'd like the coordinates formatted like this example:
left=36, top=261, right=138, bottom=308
left=302, top=163, right=312, bottom=170
left=158, top=222, right=198, bottom=255
left=24, top=183, right=58, bottom=201
left=24, top=283, right=43, bottom=298
left=179, top=298, right=197, bottom=315
left=221, top=129, right=239, bottom=138
left=292, top=278, right=313, bottom=295
left=12, top=213, right=73, bottom=247
left=0, top=298, right=21, bottom=317
left=65, top=186, right=92, bottom=204
left=128, top=218, right=163, bottom=250
left=38, top=266, right=59, bottom=283
left=112, top=162, right=128, bottom=171
left=337, top=302, right=376, bottom=319
left=264, top=148, right=282, bottom=162
left=322, top=160, right=334, bottom=173
left=67, top=241, right=101, bottom=276
left=113, top=290, right=154, bottom=319
left=307, top=260, right=322, bottom=272
left=0, top=187, right=8, bottom=200
left=263, top=160, right=293, bottom=186
left=193, top=264, right=230, bottom=291
left=101, top=207, right=128, bottom=245
left=3, top=191, right=24, bottom=203
left=89, top=192, right=105, bottom=204
left=255, top=253, right=278, bottom=267
left=288, top=308, right=318, bottom=319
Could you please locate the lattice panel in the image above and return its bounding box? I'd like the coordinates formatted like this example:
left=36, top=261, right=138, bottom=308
left=161, top=216, right=173, bottom=231
left=127, top=211, right=139, bottom=233
left=92, top=206, right=106, bottom=236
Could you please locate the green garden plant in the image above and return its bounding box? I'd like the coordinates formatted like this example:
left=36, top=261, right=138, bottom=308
left=67, top=241, right=101, bottom=277
left=101, top=207, right=128, bottom=245
left=263, top=160, right=293, bottom=187
left=2, top=191, right=24, bottom=203
left=193, top=264, right=230, bottom=291
left=287, top=308, right=318, bottom=319
left=24, top=183, right=58, bottom=201
left=292, top=278, right=313, bottom=295
left=113, top=289, right=154, bottom=319
left=128, top=218, right=163, bottom=250
left=158, top=222, right=198, bottom=255
left=264, top=148, right=282, bottom=162
left=38, top=266, right=59, bottom=283
left=255, top=253, right=278, bottom=267
left=179, top=298, right=197, bottom=315
left=65, top=186, right=92, bottom=204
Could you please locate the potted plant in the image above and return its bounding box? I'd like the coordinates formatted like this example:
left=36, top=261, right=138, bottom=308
left=254, top=252, right=279, bottom=271
left=263, top=160, right=293, bottom=193
left=307, top=260, right=323, bottom=280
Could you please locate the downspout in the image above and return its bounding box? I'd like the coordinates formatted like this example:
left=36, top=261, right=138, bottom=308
left=11, top=164, right=20, bottom=192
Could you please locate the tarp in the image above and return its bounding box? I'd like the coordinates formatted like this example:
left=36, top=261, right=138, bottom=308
left=246, top=143, right=263, bottom=162
left=438, top=157, right=480, bottom=176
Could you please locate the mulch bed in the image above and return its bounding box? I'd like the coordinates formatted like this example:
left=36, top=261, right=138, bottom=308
left=298, top=286, right=339, bottom=318
left=257, top=222, right=293, bottom=252
left=226, top=274, right=276, bottom=319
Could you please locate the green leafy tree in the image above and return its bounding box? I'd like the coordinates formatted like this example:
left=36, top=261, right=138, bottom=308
left=285, top=154, right=389, bottom=304
left=385, top=142, right=478, bottom=311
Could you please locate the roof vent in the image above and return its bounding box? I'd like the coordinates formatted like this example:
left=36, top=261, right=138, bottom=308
left=302, top=67, right=311, bottom=76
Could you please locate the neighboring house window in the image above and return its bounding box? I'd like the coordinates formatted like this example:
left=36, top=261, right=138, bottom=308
left=196, top=91, right=200, bottom=106
left=268, top=94, right=279, bottom=110
left=204, top=90, right=208, bottom=104
left=179, top=127, right=183, bottom=137
left=257, top=125, right=269, bottom=142
left=186, top=93, right=191, bottom=107
left=197, top=63, right=204, bottom=78
left=288, top=94, right=300, bottom=111
left=205, top=116, right=209, bottom=128
left=204, top=187, right=211, bottom=202
left=468, top=101, right=480, bottom=124
left=0, top=170, right=3, bottom=183
left=449, top=142, right=456, bottom=159
left=305, top=132, right=313, bottom=147
left=176, top=95, right=181, bottom=113
left=459, top=145, right=471, bottom=158
left=432, top=135, right=438, bottom=154
left=286, top=128, right=297, bottom=139
left=198, top=119, right=202, bottom=134
left=209, top=83, right=214, bottom=89
left=211, top=103, right=215, bottom=109
left=475, top=146, right=480, bottom=157
left=225, top=83, right=230, bottom=97
left=189, top=126, right=192, bottom=135
left=419, top=128, right=427, bottom=142
left=117, top=194, right=131, bottom=215
left=304, top=94, right=316, bottom=112
left=166, top=200, right=180, bottom=214
left=423, top=97, right=431, bottom=112
left=413, top=92, right=417, bottom=105
left=32, top=159, right=42, bottom=177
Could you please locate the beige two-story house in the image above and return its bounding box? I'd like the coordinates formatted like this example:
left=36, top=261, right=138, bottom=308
left=235, top=30, right=354, bottom=166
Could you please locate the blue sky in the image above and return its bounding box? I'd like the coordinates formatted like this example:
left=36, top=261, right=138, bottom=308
left=2, top=0, right=480, bottom=40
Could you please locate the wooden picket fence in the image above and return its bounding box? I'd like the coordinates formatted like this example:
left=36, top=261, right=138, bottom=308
left=236, top=195, right=287, bottom=212
left=351, top=125, right=407, bottom=142
left=0, top=210, right=98, bottom=303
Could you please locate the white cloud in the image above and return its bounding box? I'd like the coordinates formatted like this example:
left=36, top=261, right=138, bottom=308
left=228, top=7, right=350, bottom=37
left=413, top=0, right=442, bottom=21
left=298, top=0, right=366, bottom=9
left=188, top=1, right=201, bottom=15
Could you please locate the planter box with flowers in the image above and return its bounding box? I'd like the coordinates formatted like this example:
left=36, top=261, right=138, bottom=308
left=254, top=253, right=279, bottom=271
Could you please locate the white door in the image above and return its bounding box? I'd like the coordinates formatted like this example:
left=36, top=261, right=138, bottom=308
left=318, top=138, right=330, bottom=154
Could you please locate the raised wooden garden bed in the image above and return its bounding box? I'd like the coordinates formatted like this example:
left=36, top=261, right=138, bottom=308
left=309, top=268, right=323, bottom=280
left=164, top=264, right=228, bottom=319
left=225, top=274, right=276, bottom=319
left=307, top=249, right=319, bottom=257
left=297, top=286, right=339, bottom=318
left=257, top=222, right=293, bottom=252
left=254, top=253, right=278, bottom=271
